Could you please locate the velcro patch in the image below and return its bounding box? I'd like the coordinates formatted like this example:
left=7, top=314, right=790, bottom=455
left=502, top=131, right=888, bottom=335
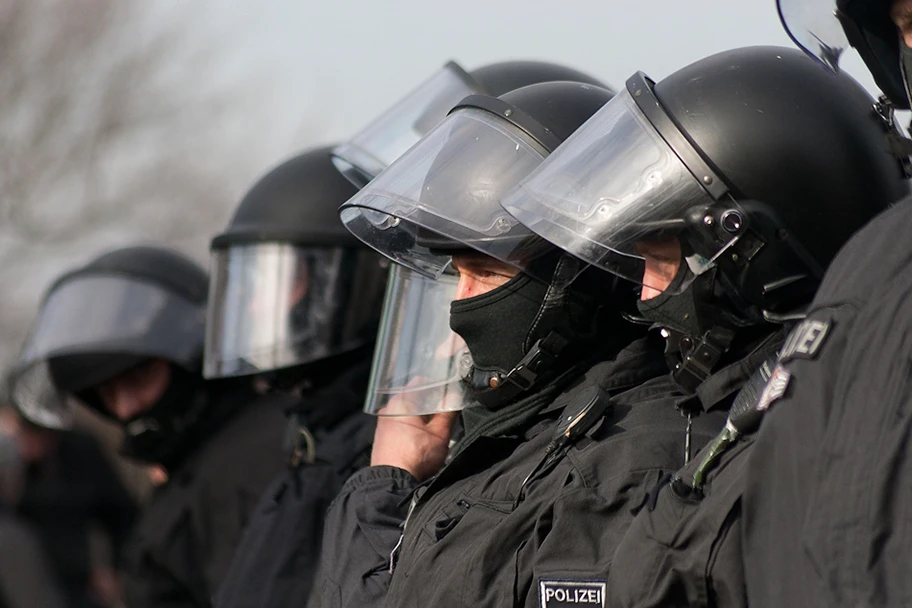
left=779, top=319, right=830, bottom=362
left=756, top=363, right=791, bottom=412
left=539, top=580, right=606, bottom=608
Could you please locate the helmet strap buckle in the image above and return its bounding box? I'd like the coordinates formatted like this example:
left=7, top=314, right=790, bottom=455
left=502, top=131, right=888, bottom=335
left=671, top=326, right=736, bottom=394
left=503, top=332, right=569, bottom=392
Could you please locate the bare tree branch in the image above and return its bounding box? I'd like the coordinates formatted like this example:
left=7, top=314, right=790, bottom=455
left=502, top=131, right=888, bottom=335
left=0, top=0, right=324, bottom=366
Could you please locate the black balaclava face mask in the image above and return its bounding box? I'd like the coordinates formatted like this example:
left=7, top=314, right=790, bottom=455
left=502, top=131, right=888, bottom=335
left=634, top=249, right=777, bottom=394
left=635, top=262, right=707, bottom=337
left=635, top=258, right=738, bottom=393
left=449, top=272, right=549, bottom=410
left=116, top=365, right=206, bottom=469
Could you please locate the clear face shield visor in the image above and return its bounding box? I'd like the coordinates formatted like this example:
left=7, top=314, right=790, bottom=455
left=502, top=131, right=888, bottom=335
left=777, top=0, right=912, bottom=109
left=331, top=61, right=482, bottom=188
left=777, top=0, right=849, bottom=72
left=204, top=243, right=385, bottom=379
left=8, top=274, right=205, bottom=429
left=339, top=106, right=562, bottom=283
left=363, top=265, right=474, bottom=416
left=502, top=77, right=748, bottom=297
left=7, top=362, right=75, bottom=430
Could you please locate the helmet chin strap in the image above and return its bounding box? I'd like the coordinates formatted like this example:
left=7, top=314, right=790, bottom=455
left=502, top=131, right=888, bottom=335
left=459, top=253, right=583, bottom=408
left=637, top=265, right=738, bottom=395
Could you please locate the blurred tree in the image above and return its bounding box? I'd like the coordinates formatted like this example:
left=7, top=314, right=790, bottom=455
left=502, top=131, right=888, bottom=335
left=0, top=0, right=231, bottom=249
left=0, top=0, right=321, bottom=366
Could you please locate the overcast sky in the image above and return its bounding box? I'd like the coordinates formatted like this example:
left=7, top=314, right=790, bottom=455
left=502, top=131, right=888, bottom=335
left=189, top=0, right=881, bottom=157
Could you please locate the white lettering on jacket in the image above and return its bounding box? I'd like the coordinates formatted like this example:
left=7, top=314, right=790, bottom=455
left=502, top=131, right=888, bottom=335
left=539, top=580, right=606, bottom=608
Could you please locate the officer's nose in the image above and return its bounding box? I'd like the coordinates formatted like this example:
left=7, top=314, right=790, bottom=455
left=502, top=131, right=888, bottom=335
left=99, top=383, right=145, bottom=421
left=454, top=274, right=483, bottom=301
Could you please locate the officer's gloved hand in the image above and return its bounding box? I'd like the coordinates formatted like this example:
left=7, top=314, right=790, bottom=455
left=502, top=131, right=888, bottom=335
left=371, top=411, right=459, bottom=482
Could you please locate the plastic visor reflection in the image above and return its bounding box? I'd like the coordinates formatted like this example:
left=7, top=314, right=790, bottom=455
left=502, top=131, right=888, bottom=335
left=365, top=266, right=476, bottom=416
left=371, top=334, right=473, bottom=416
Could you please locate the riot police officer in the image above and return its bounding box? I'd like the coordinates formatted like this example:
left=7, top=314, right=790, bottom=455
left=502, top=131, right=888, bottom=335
left=318, top=73, right=733, bottom=608
left=205, top=147, right=387, bottom=608
left=741, top=2, right=912, bottom=606
left=501, top=46, right=910, bottom=607
left=7, top=245, right=291, bottom=607
left=212, top=59, right=614, bottom=608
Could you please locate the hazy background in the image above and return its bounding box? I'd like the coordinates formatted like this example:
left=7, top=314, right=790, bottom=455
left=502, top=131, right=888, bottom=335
left=0, top=0, right=882, bottom=367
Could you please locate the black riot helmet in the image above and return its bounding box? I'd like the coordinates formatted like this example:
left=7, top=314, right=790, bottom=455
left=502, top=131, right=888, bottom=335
left=503, top=46, right=911, bottom=393
left=776, top=0, right=912, bottom=109
left=340, top=80, right=644, bottom=411
left=7, top=246, right=207, bottom=429
left=331, top=60, right=606, bottom=188
left=204, top=146, right=388, bottom=384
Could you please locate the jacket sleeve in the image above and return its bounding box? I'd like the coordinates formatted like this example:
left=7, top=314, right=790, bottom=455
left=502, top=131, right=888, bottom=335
left=318, top=466, right=418, bottom=608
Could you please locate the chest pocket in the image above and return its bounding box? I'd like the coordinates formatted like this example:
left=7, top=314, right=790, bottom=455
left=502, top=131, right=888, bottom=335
left=405, top=495, right=515, bottom=571
left=432, top=498, right=473, bottom=541
left=392, top=494, right=519, bottom=607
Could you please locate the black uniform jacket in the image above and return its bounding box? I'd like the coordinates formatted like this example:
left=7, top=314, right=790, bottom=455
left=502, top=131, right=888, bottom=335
left=319, top=335, right=727, bottom=608
left=17, top=430, right=137, bottom=606
left=606, top=333, right=783, bottom=608
left=743, top=198, right=912, bottom=608
left=214, top=363, right=376, bottom=608
left=120, top=391, right=291, bottom=608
